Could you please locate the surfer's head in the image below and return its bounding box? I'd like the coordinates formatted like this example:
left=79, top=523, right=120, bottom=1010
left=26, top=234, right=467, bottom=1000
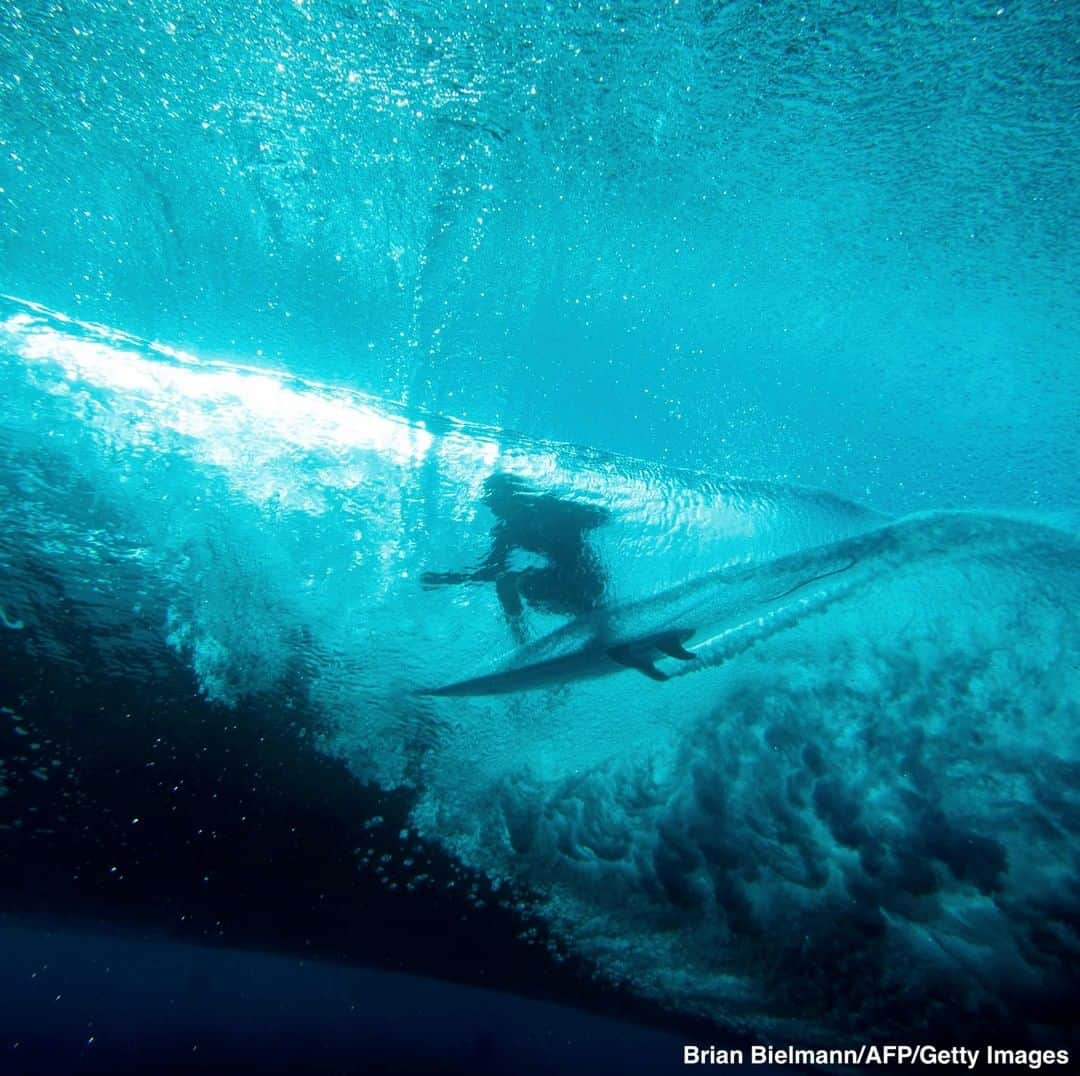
left=481, top=473, right=532, bottom=516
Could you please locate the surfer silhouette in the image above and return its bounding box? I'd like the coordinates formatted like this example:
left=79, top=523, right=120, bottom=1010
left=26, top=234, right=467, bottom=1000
left=421, top=473, right=611, bottom=643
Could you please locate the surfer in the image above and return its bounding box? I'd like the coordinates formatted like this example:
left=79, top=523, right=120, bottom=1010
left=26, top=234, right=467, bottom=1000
left=421, top=473, right=611, bottom=643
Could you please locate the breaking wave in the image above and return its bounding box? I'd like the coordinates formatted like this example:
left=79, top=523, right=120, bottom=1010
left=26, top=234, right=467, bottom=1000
left=2, top=297, right=1077, bottom=1043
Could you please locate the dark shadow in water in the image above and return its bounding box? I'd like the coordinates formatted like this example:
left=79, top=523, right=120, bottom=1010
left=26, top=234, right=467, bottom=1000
left=0, top=621, right=742, bottom=1072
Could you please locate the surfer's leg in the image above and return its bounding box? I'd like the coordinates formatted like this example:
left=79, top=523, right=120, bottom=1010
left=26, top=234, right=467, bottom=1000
left=495, top=572, right=528, bottom=643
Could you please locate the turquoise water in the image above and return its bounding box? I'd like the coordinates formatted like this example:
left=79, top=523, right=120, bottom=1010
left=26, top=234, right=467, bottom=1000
left=3, top=1, right=1077, bottom=506
left=1, top=0, right=1078, bottom=1061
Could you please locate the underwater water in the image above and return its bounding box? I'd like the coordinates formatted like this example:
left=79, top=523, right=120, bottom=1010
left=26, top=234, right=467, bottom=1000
left=1, top=0, right=1078, bottom=1071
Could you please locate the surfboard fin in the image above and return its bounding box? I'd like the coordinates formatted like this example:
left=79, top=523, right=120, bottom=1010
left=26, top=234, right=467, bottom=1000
left=653, top=631, right=696, bottom=661
left=608, top=644, right=670, bottom=681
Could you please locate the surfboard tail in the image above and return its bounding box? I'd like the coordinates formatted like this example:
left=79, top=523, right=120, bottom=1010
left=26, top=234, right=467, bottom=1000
left=421, top=628, right=699, bottom=697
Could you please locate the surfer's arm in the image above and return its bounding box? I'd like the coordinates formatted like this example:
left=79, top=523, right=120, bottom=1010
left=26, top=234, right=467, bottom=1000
left=420, top=569, right=480, bottom=587
left=421, top=526, right=509, bottom=587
